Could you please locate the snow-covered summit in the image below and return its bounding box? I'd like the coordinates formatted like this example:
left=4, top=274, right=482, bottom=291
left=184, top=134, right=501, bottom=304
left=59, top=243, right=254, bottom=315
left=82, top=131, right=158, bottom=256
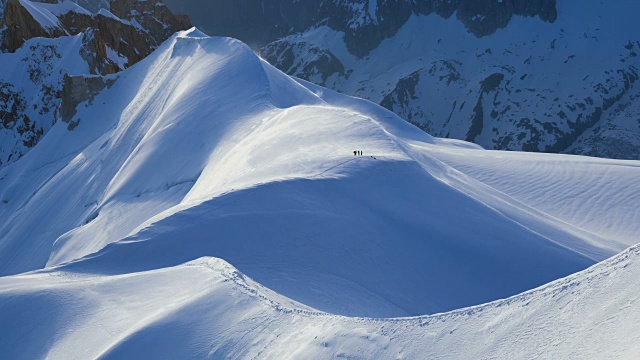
left=0, top=29, right=639, bottom=358
left=2, top=29, right=639, bottom=314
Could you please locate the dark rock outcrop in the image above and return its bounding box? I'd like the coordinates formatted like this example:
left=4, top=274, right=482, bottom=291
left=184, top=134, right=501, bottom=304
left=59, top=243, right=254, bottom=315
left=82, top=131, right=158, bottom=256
left=1, top=0, right=65, bottom=52
left=70, top=0, right=108, bottom=13
left=465, top=73, right=505, bottom=143
left=456, top=0, right=556, bottom=39
left=58, top=74, right=113, bottom=129
left=164, top=0, right=319, bottom=49
left=0, top=81, right=43, bottom=166
left=1, top=0, right=191, bottom=74
left=0, top=0, right=191, bottom=167
left=261, top=41, right=347, bottom=86
left=111, top=0, right=190, bottom=45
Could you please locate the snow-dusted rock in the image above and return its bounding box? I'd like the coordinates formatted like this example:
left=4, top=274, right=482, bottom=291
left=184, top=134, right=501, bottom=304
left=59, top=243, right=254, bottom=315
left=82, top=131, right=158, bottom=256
left=0, top=0, right=190, bottom=167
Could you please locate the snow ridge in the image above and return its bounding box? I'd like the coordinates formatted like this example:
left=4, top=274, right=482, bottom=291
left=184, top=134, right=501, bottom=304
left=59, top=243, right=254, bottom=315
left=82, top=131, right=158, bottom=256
left=0, top=29, right=639, bottom=358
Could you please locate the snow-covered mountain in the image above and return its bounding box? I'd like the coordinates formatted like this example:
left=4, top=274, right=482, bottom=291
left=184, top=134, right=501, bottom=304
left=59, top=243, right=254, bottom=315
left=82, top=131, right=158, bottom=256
left=167, top=0, right=640, bottom=160
left=0, top=0, right=189, bottom=167
left=0, top=29, right=639, bottom=358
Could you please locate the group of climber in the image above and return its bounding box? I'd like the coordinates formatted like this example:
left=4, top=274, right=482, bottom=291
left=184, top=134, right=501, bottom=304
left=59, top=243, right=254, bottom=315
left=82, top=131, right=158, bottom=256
left=352, top=150, right=377, bottom=160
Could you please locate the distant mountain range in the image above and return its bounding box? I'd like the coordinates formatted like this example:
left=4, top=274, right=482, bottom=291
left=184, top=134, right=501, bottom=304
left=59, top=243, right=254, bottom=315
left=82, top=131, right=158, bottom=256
left=2, top=0, right=638, bottom=168
left=166, top=0, right=640, bottom=160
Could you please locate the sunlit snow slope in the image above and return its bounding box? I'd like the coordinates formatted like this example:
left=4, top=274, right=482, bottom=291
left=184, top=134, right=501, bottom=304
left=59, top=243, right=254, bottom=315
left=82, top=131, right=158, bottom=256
left=0, top=29, right=639, bottom=357
left=2, top=246, right=640, bottom=359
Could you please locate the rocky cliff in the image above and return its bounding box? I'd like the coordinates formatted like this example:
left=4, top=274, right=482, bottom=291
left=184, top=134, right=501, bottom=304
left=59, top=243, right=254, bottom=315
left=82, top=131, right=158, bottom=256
left=2, top=0, right=191, bottom=71
left=0, top=0, right=190, bottom=167
left=1, top=0, right=65, bottom=52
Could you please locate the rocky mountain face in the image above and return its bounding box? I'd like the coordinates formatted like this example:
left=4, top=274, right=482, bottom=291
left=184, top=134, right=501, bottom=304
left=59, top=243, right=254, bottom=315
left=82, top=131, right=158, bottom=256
left=168, top=0, right=640, bottom=159
left=69, top=0, right=107, bottom=13
left=166, top=0, right=555, bottom=57
left=0, top=0, right=190, bottom=167
left=2, top=0, right=190, bottom=71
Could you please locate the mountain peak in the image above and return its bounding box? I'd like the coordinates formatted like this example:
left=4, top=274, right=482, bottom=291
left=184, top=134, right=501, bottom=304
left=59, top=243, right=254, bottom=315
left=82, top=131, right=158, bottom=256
left=0, top=2, right=639, bottom=358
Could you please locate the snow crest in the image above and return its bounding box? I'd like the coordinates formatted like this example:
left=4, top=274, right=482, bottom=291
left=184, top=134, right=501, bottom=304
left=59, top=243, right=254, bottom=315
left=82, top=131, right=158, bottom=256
left=0, top=29, right=639, bottom=358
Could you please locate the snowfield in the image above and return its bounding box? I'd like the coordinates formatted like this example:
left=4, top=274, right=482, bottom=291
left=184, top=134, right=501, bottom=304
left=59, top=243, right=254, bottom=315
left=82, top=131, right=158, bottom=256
left=2, top=247, right=640, bottom=359
left=0, top=29, right=639, bottom=358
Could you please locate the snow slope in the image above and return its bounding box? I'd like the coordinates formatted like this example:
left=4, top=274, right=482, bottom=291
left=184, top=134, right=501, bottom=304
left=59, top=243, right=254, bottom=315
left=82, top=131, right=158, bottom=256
left=426, top=143, right=640, bottom=248
left=0, top=28, right=639, bottom=357
left=2, top=244, right=640, bottom=359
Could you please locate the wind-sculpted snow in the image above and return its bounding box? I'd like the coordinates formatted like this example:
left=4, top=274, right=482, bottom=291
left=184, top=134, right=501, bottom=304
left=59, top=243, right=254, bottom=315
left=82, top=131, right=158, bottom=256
left=0, top=29, right=639, bottom=358
left=426, top=143, right=640, bottom=248
left=1, top=246, right=640, bottom=359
